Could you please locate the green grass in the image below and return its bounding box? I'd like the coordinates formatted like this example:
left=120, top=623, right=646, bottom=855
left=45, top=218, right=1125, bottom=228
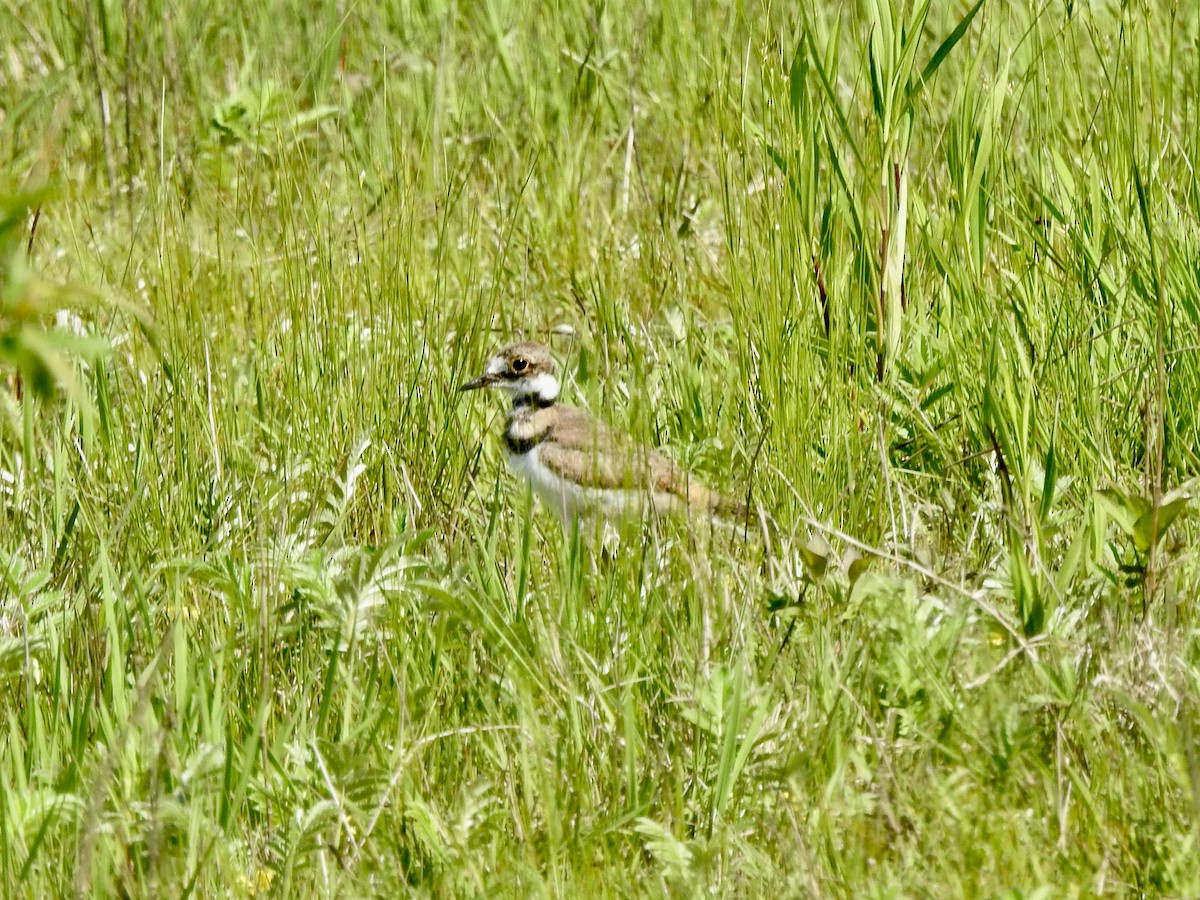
left=2, top=0, right=1200, bottom=894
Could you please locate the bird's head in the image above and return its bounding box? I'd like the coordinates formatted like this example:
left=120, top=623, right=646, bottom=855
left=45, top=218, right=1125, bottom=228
left=459, top=341, right=560, bottom=405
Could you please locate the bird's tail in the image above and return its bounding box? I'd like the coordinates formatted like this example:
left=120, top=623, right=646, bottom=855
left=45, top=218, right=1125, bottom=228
left=710, top=490, right=751, bottom=523
left=670, top=474, right=762, bottom=536
left=687, top=483, right=763, bottom=534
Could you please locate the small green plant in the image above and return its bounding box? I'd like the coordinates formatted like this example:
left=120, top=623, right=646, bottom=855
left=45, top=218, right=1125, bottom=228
left=1095, top=483, right=1192, bottom=588
left=208, top=74, right=339, bottom=156
left=759, top=0, right=984, bottom=380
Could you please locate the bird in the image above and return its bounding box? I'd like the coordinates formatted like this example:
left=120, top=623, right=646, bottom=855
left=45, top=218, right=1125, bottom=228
left=459, top=340, right=748, bottom=526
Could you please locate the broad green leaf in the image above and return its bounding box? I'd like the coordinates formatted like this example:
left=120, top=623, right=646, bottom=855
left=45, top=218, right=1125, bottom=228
left=1049, top=148, right=1078, bottom=214
left=1094, top=488, right=1149, bottom=537
left=1132, top=496, right=1190, bottom=553
left=868, top=28, right=886, bottom=122
left=1038, top=431, right=1057, bottom=524
left=847, top=554, right=871, bottom=588
left=1010, top=537, right=1042, bottom=636
left=789, top=37, right=808, bottom=124
left=894, top=0, right=933, bottom=100
left=1054, top=521, right=1091, bottom=596
left=909, top=0, right=986, bottom=103
left=798, top=534, right=831, bottom=580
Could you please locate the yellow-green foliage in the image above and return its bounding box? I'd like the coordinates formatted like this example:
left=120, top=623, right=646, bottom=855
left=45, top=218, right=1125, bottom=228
left=1, top=1, right=1198, bottom=895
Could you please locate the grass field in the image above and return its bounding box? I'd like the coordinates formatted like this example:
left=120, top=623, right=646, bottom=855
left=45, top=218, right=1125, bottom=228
left=3, top=0, right=1200, bottom=895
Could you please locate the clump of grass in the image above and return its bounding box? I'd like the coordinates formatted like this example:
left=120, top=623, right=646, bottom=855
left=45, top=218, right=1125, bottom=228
left=1, top=0, right=1199, bottom=895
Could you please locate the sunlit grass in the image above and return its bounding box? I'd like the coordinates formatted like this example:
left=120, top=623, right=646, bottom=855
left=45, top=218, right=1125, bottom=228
left=2, top=0, right=1199, bottom=894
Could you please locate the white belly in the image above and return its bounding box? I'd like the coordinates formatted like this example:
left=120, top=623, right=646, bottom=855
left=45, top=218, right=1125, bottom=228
left=506, top=448, right=643, bottom=522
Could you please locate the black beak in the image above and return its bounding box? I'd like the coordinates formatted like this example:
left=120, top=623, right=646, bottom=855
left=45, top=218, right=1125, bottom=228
left=458, top=373, right=498, bottom=392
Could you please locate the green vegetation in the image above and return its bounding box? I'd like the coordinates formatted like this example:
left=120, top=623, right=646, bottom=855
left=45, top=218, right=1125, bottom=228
left=3, top=0, right=1199, bottom=894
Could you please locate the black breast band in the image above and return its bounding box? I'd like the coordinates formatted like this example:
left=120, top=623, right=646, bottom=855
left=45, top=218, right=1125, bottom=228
left=506, top=395, right=554, bottom=455
left=504, top=431, right=545, bottom=455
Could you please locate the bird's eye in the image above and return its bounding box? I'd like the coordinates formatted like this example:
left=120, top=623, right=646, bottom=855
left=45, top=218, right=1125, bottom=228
left=511, top=357, right=529, bottom=373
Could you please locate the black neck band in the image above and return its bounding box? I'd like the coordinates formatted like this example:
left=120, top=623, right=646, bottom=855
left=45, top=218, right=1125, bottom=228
left=512, top=394, right=556, bottom=411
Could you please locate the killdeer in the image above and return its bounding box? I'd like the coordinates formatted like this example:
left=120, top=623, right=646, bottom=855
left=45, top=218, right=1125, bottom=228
left=460, top=341, right=747, bottom=526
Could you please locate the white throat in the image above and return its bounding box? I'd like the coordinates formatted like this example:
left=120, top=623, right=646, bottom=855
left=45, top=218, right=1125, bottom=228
left=508, top=372, right=559, bottom=404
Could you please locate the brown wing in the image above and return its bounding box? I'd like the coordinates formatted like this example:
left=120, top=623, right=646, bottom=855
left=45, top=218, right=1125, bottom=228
left=535, top=406, right=661, bottom=490
left=538, top=406, right=745, bottom=518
